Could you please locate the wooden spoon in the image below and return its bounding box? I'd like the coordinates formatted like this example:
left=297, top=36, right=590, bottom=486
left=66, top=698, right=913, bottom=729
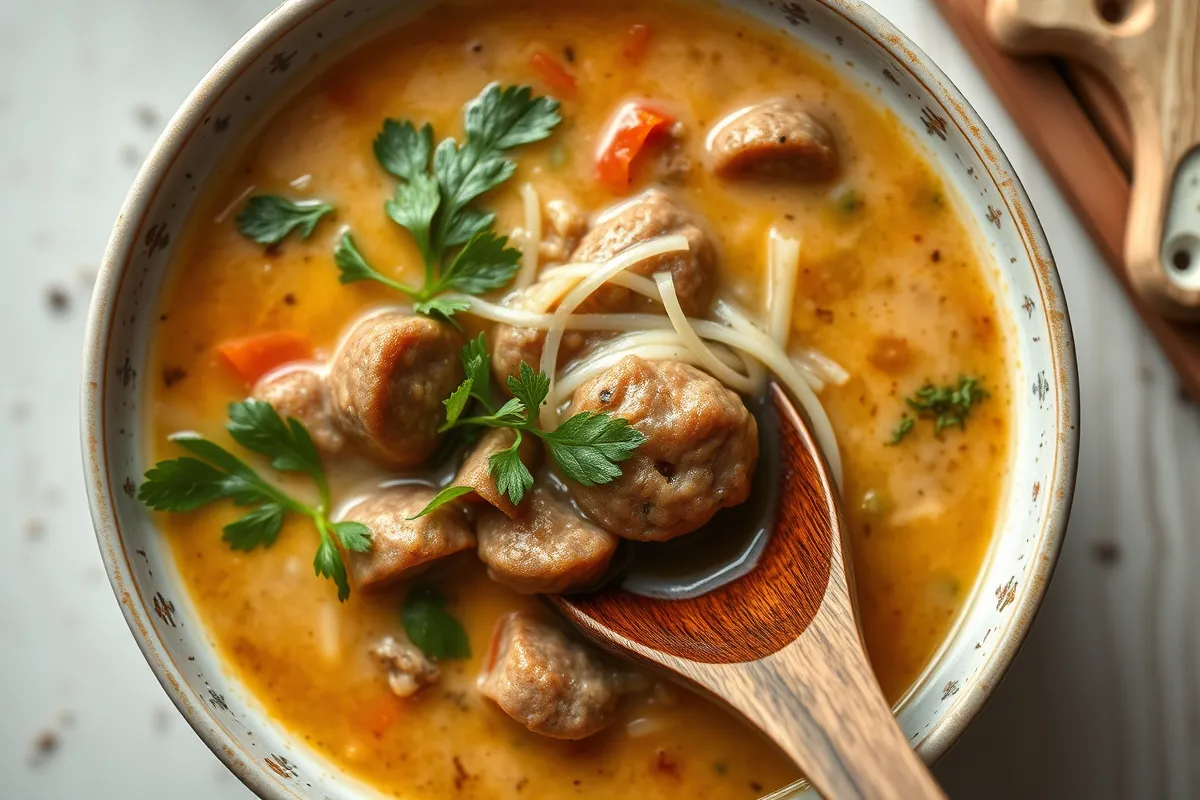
left=549, top=383, right=946, bottom=799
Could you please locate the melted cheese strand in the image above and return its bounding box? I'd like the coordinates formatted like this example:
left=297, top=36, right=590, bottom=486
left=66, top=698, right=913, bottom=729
left=515, top=183, right=542, bottom=289
left=538, top=235, right=691, bottom=429
left=655, top=272, right=756, bottom=393
left=715, top=300, right=842, bottom=484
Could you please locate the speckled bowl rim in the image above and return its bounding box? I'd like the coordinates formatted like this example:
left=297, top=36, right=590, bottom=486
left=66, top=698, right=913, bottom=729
left=81, top=0, right=1079, bottom=796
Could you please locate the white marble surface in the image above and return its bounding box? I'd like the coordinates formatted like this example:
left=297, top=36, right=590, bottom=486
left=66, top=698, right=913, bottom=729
left=1, top=0, right=1196, bottom=797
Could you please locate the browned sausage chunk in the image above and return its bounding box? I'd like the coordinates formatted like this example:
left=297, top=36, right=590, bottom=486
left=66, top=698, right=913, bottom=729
left=340, top=485, right=475, bottom=592
left=454, top=428, right=542, bottom=520
left=491, top=190, right=716, bottom=384
left=370, top=635, right=440, bottom=698
left=708, top=100, right=839, bottom=182
left=479, top=612, right=618, bottom=739
left=477, top=488, right=619, bottom=594
left=569, top=357, right=758, bottom=541
left=328, top=313, right=463, bottom=468
left=251, top=366, right=344, bottom=458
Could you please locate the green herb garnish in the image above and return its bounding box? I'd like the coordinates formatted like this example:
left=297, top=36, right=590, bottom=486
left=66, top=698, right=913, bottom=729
left=402, top=586, right=470, bottom=659
left=336, top=84, right=562, bottom=319
left=411, top=333, right=646, bottom=517
left=236, top=196, right=334, bottom=245
left=889, top=376, right=989, bottom=443
left=138, top=400, right=371, bottom=601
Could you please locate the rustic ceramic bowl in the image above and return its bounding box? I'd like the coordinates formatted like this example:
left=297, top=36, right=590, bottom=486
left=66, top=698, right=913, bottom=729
left=82, top=0, right=1079, bottom=796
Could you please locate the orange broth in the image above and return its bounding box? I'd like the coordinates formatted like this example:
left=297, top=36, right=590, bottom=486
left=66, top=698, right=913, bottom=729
left=146, top=1, right=1010, bottom=797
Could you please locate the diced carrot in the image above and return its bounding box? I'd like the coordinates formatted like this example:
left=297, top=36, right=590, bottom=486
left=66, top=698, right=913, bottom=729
left=529, top=50, right=577, bottom=96
left=623, top=24, right=653, bottom=64
left=216, top=330, right=312, bottom=386
left=359, top=691, right=406, bottom=738
left=594, top=101, right=674, bottom=193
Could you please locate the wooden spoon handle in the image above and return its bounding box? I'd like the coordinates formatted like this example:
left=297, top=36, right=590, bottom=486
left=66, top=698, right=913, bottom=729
left=987, top=0, right=1200, bottom=319
left=729, top=617, right=946, bottom=798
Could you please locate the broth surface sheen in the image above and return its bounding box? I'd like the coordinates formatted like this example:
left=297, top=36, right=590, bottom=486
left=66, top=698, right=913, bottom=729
left=147, top=1, right=1011, bottom=797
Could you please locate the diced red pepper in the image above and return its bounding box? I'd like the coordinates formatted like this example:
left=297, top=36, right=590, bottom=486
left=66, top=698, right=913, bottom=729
left=594, top=102, right=674, bottom=192
left=216, top=330, right=312, bottom=385
left=529, top=50, right=577, bottom=96
left=623, top=24, right=653, bottom=64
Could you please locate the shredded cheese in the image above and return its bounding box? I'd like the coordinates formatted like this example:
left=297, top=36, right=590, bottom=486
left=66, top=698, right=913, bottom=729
left=715, top=300, right=842, bottom=484
left=767, top=229, right=801, bottom=347
left=515, top=183, right=542, bottom=289
left=655, top=272, right=755, bottom=394
left=537, top=235, right=691, bottom=429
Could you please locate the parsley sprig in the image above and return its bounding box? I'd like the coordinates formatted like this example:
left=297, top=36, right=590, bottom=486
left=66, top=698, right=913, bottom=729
left=889, top=376, right=989, bottom=444
left=414, top=334, right=646, bottom=517
left=335, top=84, right=562, bottom=319
left=402, top=586, right=470, bottom=660
left=138, top=400, right=371, bottom=601
left=236, top=196, right=334, bottom=245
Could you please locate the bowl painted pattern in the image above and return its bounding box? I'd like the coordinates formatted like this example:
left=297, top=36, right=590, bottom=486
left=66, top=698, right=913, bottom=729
left=81, top=1, right=1079, bottom=797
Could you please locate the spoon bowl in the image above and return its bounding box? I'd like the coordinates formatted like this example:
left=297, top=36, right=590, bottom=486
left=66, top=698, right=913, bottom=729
left=551, top=383, right=945, bottom=799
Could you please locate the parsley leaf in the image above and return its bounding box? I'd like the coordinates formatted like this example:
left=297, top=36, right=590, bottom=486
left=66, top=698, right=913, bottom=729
left=338, top=83, right=562, bottom=319
left=890, top=376, right=989, bottom=443
left=408, top=485, right=477, bottom=520
left=438, top=231, right=521, bottom=294
left=888, top=416, right=915, bottom=446
left=542, top=413, right=647, bottom=486
left=334, top=232, right=418, bottom=295
left=222, top=503, right=285, bottom=551
left=402, top=586, right=471, bottom=660
left=374, top=120, right=433, bottom=182
left=236, top=196, right=333, bottom=245
left=418, top=336, right=646, bottom=512
left=139, top=402, right=372, bottom=601
left=489, top=433, right=534, bottom=505
left=507, top=362, right=550, bottom=418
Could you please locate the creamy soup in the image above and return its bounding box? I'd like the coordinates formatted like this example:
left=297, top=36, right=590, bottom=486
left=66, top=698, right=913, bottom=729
left=144, top=1, right=1010, bottom=797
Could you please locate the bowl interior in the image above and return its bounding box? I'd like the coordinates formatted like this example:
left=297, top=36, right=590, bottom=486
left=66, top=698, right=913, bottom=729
left=83, top=1, right=1077, bottom=797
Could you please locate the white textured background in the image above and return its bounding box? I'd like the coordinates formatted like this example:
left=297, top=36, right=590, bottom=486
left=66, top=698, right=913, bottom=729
left=2, top=0, right=1197, bottom=798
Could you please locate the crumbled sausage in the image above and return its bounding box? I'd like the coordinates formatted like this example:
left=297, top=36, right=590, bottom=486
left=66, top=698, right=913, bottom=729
left=251, top=366, right=344, bottom=457
left=708, top=100, right=839, bottom=182
left=340, top=485, right=475, bottom=592
left=328, top=313, right=463, bottom=468
left=479, top=612, right=619, bottom=739
left=492, top=190, right=716, bottom=384
left=370, top=635, right=440, bottom=697
left=539, top=199, right=589, bottom=263
left=569, top=357, right=758, bottom=541
left=454, top=428, right=542, bottom=519
left=477, top=488, right=619, bottom=593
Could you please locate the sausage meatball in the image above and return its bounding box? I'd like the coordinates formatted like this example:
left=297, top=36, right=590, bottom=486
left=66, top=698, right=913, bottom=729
left=708, top=100, right=839, bottom=182
left=477, top=488, right=619, bottom=594
left=453, top=428, right=542, bottom=520
left=328, top=313, right=463, bottom=468
left=568, top=356, right=758, bottom=541
left=491, top=190, right=716, bottom=384
left=479, top=612, right=619, bottom=739
left=340, top=485, right=475, bottom=592
left=251, top=366, right=343, bottom=458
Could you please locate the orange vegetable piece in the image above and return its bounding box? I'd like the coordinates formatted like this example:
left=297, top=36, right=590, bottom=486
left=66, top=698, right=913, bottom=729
left=594, top=102, right=674, bottom=192
left=529, top=50, right=577, bottom=96
left=216, top=330, right=313, bottom=385
left=624, top=24, right=653, bottom=63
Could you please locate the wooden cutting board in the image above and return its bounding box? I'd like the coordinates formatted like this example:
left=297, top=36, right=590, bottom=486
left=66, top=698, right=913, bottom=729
left=933, top=0, right=1200, bottom=402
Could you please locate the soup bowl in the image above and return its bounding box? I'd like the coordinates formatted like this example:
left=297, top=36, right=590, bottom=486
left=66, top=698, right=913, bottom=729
left=81, top=0, right=1078, bottom=796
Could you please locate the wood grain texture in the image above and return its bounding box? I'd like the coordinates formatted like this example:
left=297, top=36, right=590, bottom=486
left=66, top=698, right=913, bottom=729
left=987, top=0, right=1200, bottom=317
left=553, top=385, right=944, bottom=799
left=935, top=0, right=1200, bottom=402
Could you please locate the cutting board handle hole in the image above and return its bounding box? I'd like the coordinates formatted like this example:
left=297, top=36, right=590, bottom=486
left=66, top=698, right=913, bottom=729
left=1167, top=235, right=1200, bottom=279
left=1095, top=0, right=1131, bottom=24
